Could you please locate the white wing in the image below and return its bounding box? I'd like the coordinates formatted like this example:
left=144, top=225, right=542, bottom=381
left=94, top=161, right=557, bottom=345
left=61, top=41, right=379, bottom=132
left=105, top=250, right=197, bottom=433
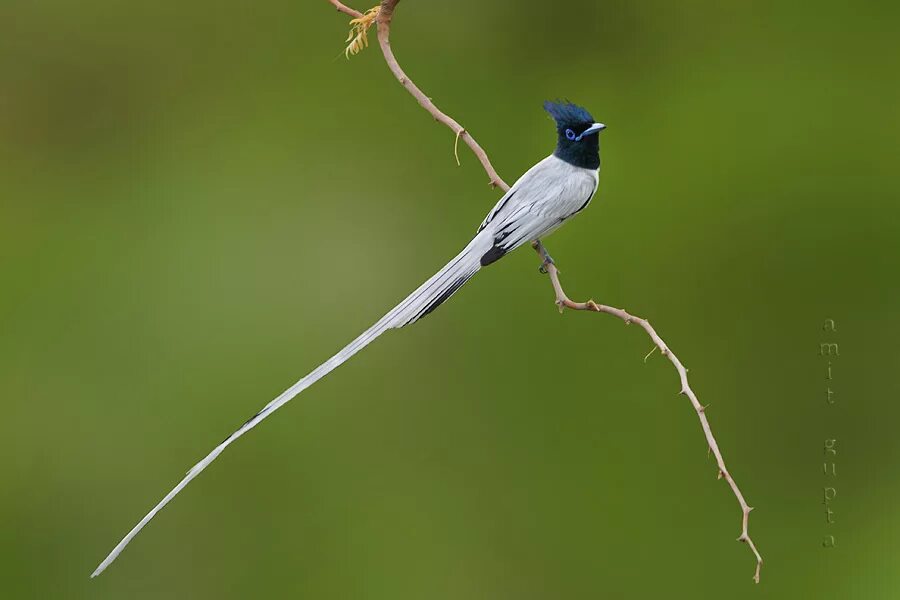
left=478, top=155, right=598, bottom=258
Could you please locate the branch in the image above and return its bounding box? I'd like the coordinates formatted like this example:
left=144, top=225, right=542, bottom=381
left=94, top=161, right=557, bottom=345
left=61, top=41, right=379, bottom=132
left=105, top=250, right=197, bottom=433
left=327, top=0, right=363, bottom=19
left=533, top=242, right=763, bottom=583
left=375, top=0, right=508, bottom=190
left=326, top=0, right=762, bottom=584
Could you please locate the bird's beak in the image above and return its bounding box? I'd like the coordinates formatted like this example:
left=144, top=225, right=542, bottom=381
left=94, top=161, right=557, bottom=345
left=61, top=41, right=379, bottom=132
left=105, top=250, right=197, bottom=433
left=575, top=123, right=606, bottom=141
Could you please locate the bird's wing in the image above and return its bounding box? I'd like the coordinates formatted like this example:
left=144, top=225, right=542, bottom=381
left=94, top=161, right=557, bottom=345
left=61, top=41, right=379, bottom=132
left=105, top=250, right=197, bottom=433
left=477, top=185, right=518, bottom=234
left=476, top=155, right=561, bottom=234
left=481, top=156, right=598, bottom=255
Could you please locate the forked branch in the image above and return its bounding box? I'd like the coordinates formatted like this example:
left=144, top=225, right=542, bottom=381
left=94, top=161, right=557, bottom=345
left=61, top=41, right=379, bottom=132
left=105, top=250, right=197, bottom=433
left=326, top=0, right=762, bottom=583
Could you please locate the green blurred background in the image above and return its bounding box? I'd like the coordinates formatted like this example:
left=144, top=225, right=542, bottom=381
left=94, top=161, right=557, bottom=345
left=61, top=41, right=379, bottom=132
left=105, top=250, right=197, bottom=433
left=2, top=0, right=898, bottom=597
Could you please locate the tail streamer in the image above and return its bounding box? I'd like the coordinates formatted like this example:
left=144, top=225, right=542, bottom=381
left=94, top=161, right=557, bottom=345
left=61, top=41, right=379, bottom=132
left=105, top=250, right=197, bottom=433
left=91, top=232, right=491, bottom=577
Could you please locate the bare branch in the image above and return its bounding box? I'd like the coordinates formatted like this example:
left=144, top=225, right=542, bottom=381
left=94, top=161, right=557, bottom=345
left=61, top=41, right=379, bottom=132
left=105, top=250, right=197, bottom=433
left=533, top=241, right=763, bottom=583
left=328, top=0, right=364, bottom=19
left=375, top=0, right=509, bottom=190
left=325, top=0, right=762, bottom=583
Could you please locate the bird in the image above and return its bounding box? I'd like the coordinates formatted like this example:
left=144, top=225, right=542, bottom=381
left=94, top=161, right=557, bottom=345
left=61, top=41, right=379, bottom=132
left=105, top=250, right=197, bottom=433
left=91, top=100, right=606, bottom=577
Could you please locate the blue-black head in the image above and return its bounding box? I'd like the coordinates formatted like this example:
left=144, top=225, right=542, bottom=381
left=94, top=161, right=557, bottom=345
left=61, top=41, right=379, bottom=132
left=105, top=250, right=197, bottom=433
left=543, top=100, right=605, bottom=170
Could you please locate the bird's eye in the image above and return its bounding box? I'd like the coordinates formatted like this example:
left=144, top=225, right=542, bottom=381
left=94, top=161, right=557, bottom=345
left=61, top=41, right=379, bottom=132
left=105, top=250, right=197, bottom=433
left=565, top=128, right=576, bottom=141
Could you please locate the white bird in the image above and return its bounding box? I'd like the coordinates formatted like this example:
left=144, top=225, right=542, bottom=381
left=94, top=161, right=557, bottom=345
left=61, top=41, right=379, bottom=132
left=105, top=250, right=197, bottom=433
left=92, top=100, right=606, bottom=577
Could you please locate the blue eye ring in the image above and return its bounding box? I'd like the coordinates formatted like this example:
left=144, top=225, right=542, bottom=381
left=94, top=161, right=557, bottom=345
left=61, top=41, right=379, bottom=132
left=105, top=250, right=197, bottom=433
left=565, top=128, right=576, bottom=141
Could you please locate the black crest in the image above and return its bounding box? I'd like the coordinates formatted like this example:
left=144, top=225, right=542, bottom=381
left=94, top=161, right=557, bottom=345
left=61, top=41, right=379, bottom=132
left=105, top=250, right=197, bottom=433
left=543, top=100, right=601, bottom=170
left=543, top=100, right=595, bottom=127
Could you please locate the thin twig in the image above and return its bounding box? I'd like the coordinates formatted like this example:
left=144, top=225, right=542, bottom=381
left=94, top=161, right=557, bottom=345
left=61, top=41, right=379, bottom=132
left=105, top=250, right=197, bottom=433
left=374, top=0, right=508, bottom=189
left=532, top=241, right=763, bottom=583
left=328, top=0, right=363, bottom=19
left=326, top=0, right=762, bottom=583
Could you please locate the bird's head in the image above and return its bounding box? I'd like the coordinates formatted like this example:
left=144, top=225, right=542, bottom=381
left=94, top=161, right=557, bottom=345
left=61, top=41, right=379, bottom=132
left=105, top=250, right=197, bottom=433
left=543, top=100, right=605, bottom=170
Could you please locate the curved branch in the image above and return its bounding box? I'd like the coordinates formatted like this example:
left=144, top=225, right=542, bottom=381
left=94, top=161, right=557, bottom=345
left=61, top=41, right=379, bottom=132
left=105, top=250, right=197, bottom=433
left=534, top=241, right=763, bottom=583
left=375, top=0, right=508, bottom=189
left=326, top=0, right=762, bottom=584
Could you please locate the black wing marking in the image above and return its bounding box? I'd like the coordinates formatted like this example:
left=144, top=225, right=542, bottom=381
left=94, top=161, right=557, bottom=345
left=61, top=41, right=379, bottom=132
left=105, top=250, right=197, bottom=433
left=479, top=245, right=507, bottom=266
left=571, top=187, right=595, bottom=217
left=479, top=223, right=520, bottom=266
left=477, top=191, right=516, bottom=234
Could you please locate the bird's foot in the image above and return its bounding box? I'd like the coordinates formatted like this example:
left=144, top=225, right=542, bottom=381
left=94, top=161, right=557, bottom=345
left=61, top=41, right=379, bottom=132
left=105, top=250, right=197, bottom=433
left=538, top=256, right=554, bottom=274
left=534, top=241, right=556, bottom=274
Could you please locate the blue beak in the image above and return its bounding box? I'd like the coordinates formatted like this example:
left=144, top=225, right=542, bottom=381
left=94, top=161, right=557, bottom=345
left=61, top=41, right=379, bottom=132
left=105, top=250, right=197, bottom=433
left=575, top=122, right=606, bottom=141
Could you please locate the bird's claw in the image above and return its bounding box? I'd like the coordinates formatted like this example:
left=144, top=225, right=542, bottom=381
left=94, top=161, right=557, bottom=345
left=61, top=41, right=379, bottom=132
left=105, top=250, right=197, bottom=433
left=538, top=252, right=555, bottom=275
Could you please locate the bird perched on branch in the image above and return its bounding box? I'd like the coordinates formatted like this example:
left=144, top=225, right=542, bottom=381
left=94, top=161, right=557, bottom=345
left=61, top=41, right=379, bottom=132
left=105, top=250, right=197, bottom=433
left=92, top=101, right=606, bottom=577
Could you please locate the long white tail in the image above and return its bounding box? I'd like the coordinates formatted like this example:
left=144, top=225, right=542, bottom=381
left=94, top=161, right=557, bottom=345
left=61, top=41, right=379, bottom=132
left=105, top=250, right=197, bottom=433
left=91, top=232, right=491, bottom=577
